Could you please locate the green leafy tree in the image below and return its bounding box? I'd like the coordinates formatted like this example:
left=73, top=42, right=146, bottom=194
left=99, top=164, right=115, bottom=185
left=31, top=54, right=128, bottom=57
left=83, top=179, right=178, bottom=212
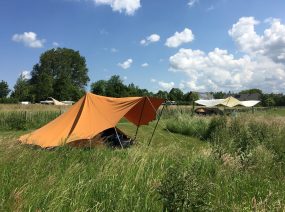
left=105, top=75, right=128, bottom=97
left=0, top=80, right=10, bottom=98
left=184, top=92, right=199, bottom=102
left=127, top=83, right=140, bottom=96
left=155, top=90, right=168, bottom=99
left=262, top=94, right=276, bottom=107
left=168, top=88, right=184, bottom=101
left=239, top=88, right=263, bottom=95
left=213, top=92, right=226, bottom=99
left=265, top=96, right=275, bottom=107
left=91, top=80, right=107, bottom=96
left=11, top=74, right=31, bottom=101
left=30, top=48, right=89, bottom=101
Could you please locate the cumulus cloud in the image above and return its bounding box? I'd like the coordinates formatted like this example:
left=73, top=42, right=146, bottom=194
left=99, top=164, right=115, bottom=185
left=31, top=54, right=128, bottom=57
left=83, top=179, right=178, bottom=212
left=169, top=47, right=285, bottom=92
left=168, top=17, right=285, bottom=93
left=12, top=32, right=45, bottom=48
left=94, top=0, right=141, bottom=15
left=229, top=17, right=285, bottom=64
left=140, top=34, right=160, bottom=46
left=118, top=58, right=133, bottom=69
left=150, top=78, right=156, bottom=83
left=188, top=0, right=199, bottom=8
left=158, top=81, right=175, bottom=91
left=165, top=28, right=194, bottom=48
left=141, top=63, right=149, bottom=68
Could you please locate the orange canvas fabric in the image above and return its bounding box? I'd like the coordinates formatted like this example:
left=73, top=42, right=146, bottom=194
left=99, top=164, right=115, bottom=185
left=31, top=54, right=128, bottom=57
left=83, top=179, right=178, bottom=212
left=19, top=93, right=164, bottom=148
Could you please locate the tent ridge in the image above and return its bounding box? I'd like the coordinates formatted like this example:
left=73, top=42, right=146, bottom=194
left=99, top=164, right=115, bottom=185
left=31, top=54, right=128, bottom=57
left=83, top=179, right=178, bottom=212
left=66, top=95, right=87, bottom=138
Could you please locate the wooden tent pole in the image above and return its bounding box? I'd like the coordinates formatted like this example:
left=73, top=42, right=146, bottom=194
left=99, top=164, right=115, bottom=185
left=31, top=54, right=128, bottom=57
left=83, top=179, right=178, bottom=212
left=148, top=105, right=165, bottom=146
left=134, top=97, right=147, bottom=140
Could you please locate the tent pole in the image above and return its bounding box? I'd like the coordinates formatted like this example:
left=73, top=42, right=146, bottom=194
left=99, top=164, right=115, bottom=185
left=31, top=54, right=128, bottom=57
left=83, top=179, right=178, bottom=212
left=148, top=105, right=165, bottom=146
left=134, top=97, right=147, bottom=140
left=192, top=100, right=195, bottom=116
left=114, top=127, right=124, bottom=149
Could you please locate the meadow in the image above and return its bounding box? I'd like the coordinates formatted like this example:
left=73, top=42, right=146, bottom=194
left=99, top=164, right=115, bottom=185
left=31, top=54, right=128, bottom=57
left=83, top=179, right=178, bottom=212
left=0, top=105, right=284, bottom=211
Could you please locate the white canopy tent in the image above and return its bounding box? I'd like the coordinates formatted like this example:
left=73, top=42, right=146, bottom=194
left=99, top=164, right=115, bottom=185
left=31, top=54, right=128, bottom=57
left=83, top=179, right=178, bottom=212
left=195, top=96, right=260, bottom=108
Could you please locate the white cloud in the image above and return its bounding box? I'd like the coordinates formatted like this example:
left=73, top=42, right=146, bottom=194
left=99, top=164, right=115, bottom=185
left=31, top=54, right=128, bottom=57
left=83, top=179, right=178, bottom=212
left=52, top=42, right=59, bottom=47
left=165, top=28, right=194, bottom=48
left=123, top=76, right=127, bottom=80
left=158, top=81, right=175, bottom=91
left=229, top=17, right=285, bottom=64
left=140, top=34, right=160, bottom=46
left=167, top=17, right=285, bottom=93
left=169, top=47, right=285, bottom=92
left=111, top=48, right=118, bottom=53
left=21, top=70, right=31, bottom=80
left=118, top=58, right=133, bottom=69
left=150, top=78, right=156, bottom=83
left=188, top=0, right=199, bottom=8
left=12, top=32, right=45, bottom=48
left=94, top=0, right=141, bottom=15
left=141, top=63, right=149, bottom=68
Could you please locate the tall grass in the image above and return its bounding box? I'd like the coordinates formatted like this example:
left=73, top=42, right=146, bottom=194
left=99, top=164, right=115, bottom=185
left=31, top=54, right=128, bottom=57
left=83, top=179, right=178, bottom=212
left=0, top=111, right=61, bottom=130
left=1, top=106, right=285, bottom=211
left=0, top=123, right=205, bottom=211
left=165, top=113, right=210, bottom=139
left=161, top=114, right=285, bottom=211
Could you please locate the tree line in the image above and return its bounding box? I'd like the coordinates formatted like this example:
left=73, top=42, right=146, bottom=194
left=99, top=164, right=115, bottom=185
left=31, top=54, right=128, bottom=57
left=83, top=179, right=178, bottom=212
left=1, top=48, right=285, bottom=107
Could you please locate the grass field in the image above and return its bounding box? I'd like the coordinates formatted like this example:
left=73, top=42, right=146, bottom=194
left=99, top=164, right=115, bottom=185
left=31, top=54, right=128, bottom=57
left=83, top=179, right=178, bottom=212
left=0, top=105, right=285, bottom=211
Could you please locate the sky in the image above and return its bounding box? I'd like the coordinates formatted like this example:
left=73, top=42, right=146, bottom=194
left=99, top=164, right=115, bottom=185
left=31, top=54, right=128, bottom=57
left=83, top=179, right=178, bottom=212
left=1, top=0, right=285, bottom=93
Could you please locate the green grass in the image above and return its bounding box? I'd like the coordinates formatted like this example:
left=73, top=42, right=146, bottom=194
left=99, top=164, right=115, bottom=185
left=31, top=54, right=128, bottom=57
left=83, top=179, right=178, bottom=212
left=0, top=108, right=285, bottom=211
left=258, top=107, right=285, bottom=116
left=0, top=111, right=62, bottom=130
left=0, top=122, right=205, bottom=211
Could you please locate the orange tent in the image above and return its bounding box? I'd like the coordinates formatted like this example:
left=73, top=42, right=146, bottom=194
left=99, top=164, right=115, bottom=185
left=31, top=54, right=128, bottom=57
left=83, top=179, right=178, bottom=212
left=19, top=93, right=164, bottom=148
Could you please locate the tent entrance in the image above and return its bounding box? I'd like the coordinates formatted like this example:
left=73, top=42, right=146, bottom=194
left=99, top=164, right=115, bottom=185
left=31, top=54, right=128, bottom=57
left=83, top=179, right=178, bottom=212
left=68, top=127, right=133, bottom=148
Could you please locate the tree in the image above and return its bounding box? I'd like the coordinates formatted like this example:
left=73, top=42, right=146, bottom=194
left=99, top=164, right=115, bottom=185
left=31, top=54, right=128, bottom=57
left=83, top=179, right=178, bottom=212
left=183, top=92, right=199, bottom=103
left=30, top=48, right=89, bottom=101
left=105, top=75, right=128, bottom=97
left=239, top=88, right=263, bottom=95
left=264, top=96, right=275, bottom=107
left=155, top=90, right=168, bottom=99
left=0, top=80, right=10, bottom=98
left=11, top=74, right=31, bottom=101
left=213, top=91, right=226, bottom=99
left=168, top=88, right=184, bottom=101
left=91, top=80, right=107, bottom=96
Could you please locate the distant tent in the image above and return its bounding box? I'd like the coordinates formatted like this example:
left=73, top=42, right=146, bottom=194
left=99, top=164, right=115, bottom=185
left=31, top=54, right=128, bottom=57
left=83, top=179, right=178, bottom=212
left=50, top=97, right=68, bottom=106
left=195, top=96, right=260, bottom=108
left=19, top=93, right=164, bottom=148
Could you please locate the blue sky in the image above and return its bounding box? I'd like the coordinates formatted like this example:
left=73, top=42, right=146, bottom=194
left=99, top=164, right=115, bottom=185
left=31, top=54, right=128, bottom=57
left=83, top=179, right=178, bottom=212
left=1, top=0, right=285, bottom=93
